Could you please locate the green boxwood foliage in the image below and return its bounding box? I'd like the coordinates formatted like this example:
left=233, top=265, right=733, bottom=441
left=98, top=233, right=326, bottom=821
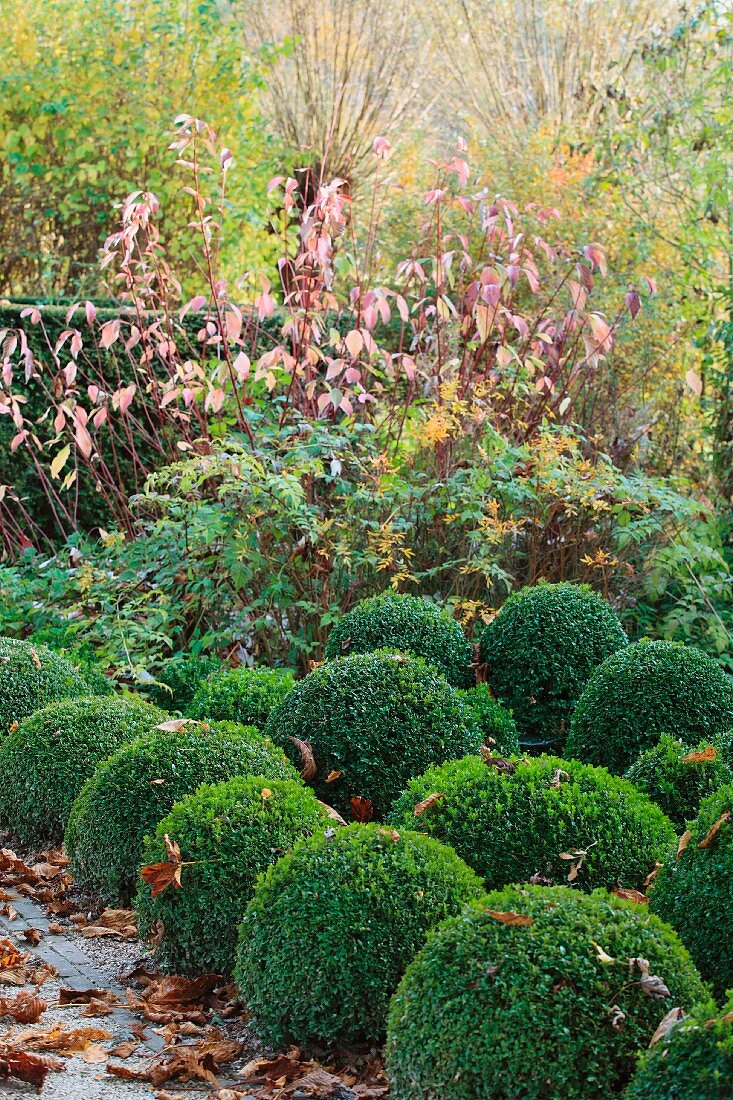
left=625, top=999, right=733, bottom=1099
left=391, top=754, right=675, bottom=891
left=0, top=696, right=166, bottom=845
left=263, top=651, right=481, bottom=818
left=650, top=784, right=733, bottom=997
left=235, top=822, right=485, bottom=1045
left=385, top=885, right=708, bottom=1100
left=135, top=775, right=326, bottom=976
left=478, top=582, right=627, bottom=749
left=458, top=684, right=520, bottom=755
left=187, top=665, right=294, bottom=728
left=66, top=721, right=299, bottom=905
left=0, top=636, right=90, bottom=734
left=324, top=592, right=475, bottom=688
left=148, top=654, right=223, bottom=712
left=566, top=641, right=733, bottom=774
left=624, top=734, right=733, bottom=827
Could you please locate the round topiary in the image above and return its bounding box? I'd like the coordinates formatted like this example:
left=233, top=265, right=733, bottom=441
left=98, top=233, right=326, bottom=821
left=458, top=684, right=520, bottom=755
left=0, top=695, right=167, bottom=845
left=385, top=884, right=708, bottom=1100
left=391, top=754, right=675, bottom=892
left=66, top=721, right=300, bottom=905
left=0, top=636, right=91, bottom=735
left=478, top=582, right=627, bottom=749
left=235, top=822, right=485, bottom=1045
left=624, top=734, right=733, bottom=828
left=135, top=775, right=327, bottom=976
left=649, top=783, right=733, bottom=997
left=566, top=641, right=733, bottom=774
left=624, top=998, right=733, bottom=1100
left=148, top=654, right=223, bottom=712
left=187, top=665, right=294, bottom=727
left=324, top=592, right=475, bottom=688
left=263, top=651, right=481, bottom=818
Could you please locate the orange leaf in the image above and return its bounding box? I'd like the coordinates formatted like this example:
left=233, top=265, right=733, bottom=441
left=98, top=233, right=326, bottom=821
left=140, top=861, right=182, bottom=899
left=350, top=796, right=373, bottom=823
left=612, top=887, right=649, bottom=905
left=413, top=793, right=444, bottom=816
left=700, top=812, right=730, bottom=849
left=485, top=910, right=534, bottom=927
left=682, top=746, right=717, bottom=764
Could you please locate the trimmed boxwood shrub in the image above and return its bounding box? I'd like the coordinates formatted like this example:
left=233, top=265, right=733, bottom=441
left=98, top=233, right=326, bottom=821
left=235, top=822, right=485, bottom=1045
left=385, top=885, right=708, bottom=1100
left=0, top=636, right=90, bottom=735
left=0, top=696, right=166, bottom=845
left=66, top=721, right=299, bottom=905
left=390, top=754, right=675, bottom=891
left=650, top=783, right=733, bottom=997
left=135, top=775, right=327, bottom=976
left=148, top=654, right=223, bottom=713
left=566, top=641, right=733, bottom=774
left=478, top=582, right=627, bottom=749
left=324, top=593, right=475, bottom=688
left=263, top=651, right=481, bottom=818
left=187, top=666, right=294, bottom=727
left=459, top=684, right=520, bottom=755
left=625, top=999, right=733, bottom=1099
left=624, top=734, right=733, bottom=827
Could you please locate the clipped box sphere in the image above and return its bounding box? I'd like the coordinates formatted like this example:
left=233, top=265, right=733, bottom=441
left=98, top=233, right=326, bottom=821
left=566, top=641, right=733, bottom=774
left=264, top=650, right=481, bottom=818
left=0, top=636, right=90, bottom=734
left=148, top=653, right=223, bottom=712
left=324, top=592, right=475, bottom=688
left=624, top=733, right=733, bottom=827
left=235, top=822, right=485, bottom=1045
left=386, top=885, right=708, bottom=1100
left=391, top=753, right=675, bottom=892
left=187, top=665, right=294, bottom=727
left=0, top=695, right=166, bottom=845
left=478, top=582, right=627, bottom=749
left=135, top=774, right=327, bottom=976
left=649, top=783, right=733, bottom=997
left=458, top=684, right=520, bottom=755
left=66, top=720, right=299, bottom=905
left=624, top=998, right=733, bottom=1100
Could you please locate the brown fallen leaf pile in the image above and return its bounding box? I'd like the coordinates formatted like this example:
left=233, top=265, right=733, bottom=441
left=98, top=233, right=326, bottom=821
left=238, top=1046, right=389, bottom=1098
left=70, top=907, right=137, bottom=939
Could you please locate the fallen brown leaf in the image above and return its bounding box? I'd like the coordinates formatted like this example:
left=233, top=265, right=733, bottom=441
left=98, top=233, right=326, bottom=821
left=0, top=1045, right=64, bottom=1087
left=82, top=1043, right=109, bottom=1064
left=700, top=812, right=730, bottom=849
left=59, top=987, right=108, bottom=1005
left=23, top=927, right=42, bottom=946
left=14, top=1025, right=112, bottom=1052
left=485, top=910, right=534, bottom=927
left=413, top=793, right=444, bottom=816
left=0, top=991, right=47, bottom=1023
left=108, top=1039, right=139, bottom=1059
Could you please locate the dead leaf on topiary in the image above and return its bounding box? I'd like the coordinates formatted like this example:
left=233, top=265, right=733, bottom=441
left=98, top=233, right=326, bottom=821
left=326, top=770, right=342, bottom=783
left=700, top=812, right=730, bottom=849
left=649, top=1006, right=684, bottom=1047
left=612, top=887, right=648, bottom=905
left=591, top=941, right=616, bottom=964
left=317, top=801, right=347, bottom=826
left=156, top=718, right=197, bottom=733
left=287, top=736, right=317, bottom=782
left=644, top=862, right=662, bottom=886
left=480, top=748, right=516, bottom=774
left=413, top=793, right=444, bottom=816
left=141, top=835, right=183, bottom=898
left=485, top=910, right=533, bottom=927
left=350, top=796, right=374, bottom=823
left=628, top=956, right=671, bottom=1000
left=682, top=746, right=717, bottom=764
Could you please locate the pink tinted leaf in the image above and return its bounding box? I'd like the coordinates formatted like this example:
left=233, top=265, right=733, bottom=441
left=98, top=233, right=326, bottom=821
left=685, top=370, right=702, bottom=397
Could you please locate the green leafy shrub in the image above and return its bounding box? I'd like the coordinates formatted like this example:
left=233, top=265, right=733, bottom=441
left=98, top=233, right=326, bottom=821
left=624, top=734, right=733, bottom=827
left=66, top=721, right=299, bottom=905
left=385, top=885, right=708, bottom=1100
left=235, top=822, right=485, bottom=1045
left=625, top=998, right=733, bottom=1099
left=0, top=636, right=90, bottom=735
left=650, top=783, right=733, bottom=997
left=263, top=651, right=481, bottom=818
left=458, top=684, right=520, bottom=755
left=0, top=696, right=166, bottom=845
left=478, top=582, right=627, bottom=749
left=391, top=754, right=675, bottom=891
left=324, top=593, right=475, bottom=688
left=148, top=654, right=223, bottom=712
left=566, top=641, right=733, bottom=774
left=135, top=775, right=326, bottom=976
left=187, top=666, right=294, bottom=728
